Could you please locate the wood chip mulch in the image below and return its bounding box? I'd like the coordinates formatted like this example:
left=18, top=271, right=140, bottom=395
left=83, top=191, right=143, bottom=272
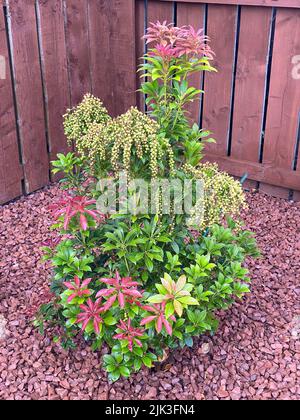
left=0, top=186, right=299, bottom=400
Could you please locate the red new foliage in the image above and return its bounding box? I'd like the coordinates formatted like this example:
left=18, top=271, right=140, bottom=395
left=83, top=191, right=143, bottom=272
left=76, top=298, right=104, bottom=334
left=64, top=276, right=92, bottom=303
left=113, top=319, right=145, bottom=352
left=50, top=194, right=103, bottom=231
left=96, top=271, right=143, bottom=310
left=141, top=302, right=175, bottom=336
left=144, top=21, right=214, bottom=60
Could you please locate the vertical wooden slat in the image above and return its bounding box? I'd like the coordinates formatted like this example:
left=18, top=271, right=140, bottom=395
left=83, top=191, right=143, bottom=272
left=7, top=0, right=49, bottom=193
left=110, top=0, right=136, bottom=116
left=261, top=8, right=300, bottom=199
left=89, top=0, right=113, bottom=114
left=37, top=0, right=70, bottom=169
left=177, top=2, right=205, bottom=124
left=136, top=0, right=146, bottom=111
left=89, top=0, right=136, bottom=117
left=64, top=0, right=92, bottom=106
left=202, top=4, right=236, bottom=155
left=0, top=4, right=22, bottom=204
left=263, top=9, right=300, bottom=172
left=148, top=0, right=173, bottom=27
left=230, top=6, right=272, bottom=164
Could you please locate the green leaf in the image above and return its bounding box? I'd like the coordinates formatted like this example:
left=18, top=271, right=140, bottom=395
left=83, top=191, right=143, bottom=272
left=165, top=302, right=175, bottom=319
left=178, top=296, right=199, bottom=306
left=176, top=275, right=186, bottom=292
left=156, top=283, right=167, bottom=295
left=157, top=236, right=172, bottom=243
left=142, top=356, right=152, bottom=368
left=134, top=358, right=142, bottom=371
left=106, top=364, right=116, bottom=373
left=148, top=294, right=167, bottom=304
left=174, top=300, right=183, bottom=317
left=145, top=257, right=154, bottom=272
left=171, top=242, right=180, bottom=254
left=173, top=330, right=183, bottom=340
left=103, top=355, right=115, bottom=365
left=109, top=370, right=121, bottom=382
left=114, top=353, right=123, bottom=364
left=104, top=315, right=117, bottom=326
left=186, top=325, right=195, bottom=334
left=133, top=347, right=143, bottom=357
left=119, top=366, right=131, bottom=378
left=185, top=337, right=194, bottom=347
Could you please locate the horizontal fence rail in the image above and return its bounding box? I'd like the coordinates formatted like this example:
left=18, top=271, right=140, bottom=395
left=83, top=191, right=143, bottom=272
left=160, top=0, right=300, bottom=8
left=0, top=0, right=300, bottom=204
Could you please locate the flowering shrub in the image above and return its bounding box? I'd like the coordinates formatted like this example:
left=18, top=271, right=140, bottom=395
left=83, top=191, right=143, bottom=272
left=64, top=93, right=110, bottom=144
left=35, top=21, right=259, bottom=382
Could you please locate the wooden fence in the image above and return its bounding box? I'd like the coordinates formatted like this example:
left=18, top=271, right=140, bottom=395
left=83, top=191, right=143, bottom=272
left=0, top=0, right=300, bottom=204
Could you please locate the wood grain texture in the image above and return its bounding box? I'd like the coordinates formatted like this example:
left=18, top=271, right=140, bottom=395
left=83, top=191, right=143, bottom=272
left=177, top=2, right=205, bottom=124
left=230, top=6, right=271, bottom=162
left=89, top=0, right=136, bottom=117
left=204, top=154, right=300, bottom=191
left=148, top=0, right=173, bottom=25
left=88, top=0, right=112, bottom=113
left=136, top=0, right=146, bottom=111
left=7, top=0, right=49, bottom=193
left=293, top=190, right=300, bottom=201
left=259, top=183, right=290, bottom=199
left=0, top=5, right=22, bottom=204
left=64, top=0, right=92, bottom=106
left=263, top=9, right=300, bottom=177
left=202, top=4, right=236, bottom=155
left=158, top=0, right=300, bottom=8
left=109, top=0, right=136, bottom=116
left=37, top=0, right=70, bottom=170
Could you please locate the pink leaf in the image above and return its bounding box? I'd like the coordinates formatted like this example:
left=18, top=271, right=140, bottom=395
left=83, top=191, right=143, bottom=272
left=67, top=293, right=78, bottom=304
left=140, top=316, right=157, bottom=326
left=118, top=292, right=125, bottom=308
left=80, top=214, right=88, bottom=231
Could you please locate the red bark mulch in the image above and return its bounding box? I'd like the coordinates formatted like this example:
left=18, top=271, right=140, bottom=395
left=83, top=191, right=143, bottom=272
left=0, top=185, right=299, bottom=400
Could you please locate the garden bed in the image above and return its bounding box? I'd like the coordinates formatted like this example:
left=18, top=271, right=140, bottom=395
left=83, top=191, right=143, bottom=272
left=0, top=185, right=299, bottom=400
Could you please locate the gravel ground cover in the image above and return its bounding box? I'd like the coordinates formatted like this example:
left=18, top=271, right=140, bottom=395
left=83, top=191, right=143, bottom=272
left=0, top=185, right=299, bottom=400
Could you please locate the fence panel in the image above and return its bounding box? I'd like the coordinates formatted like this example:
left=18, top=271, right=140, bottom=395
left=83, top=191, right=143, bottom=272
left=7, top=0, right=50, bottom=193
left=230, top=7, right=271, bottom=162
left=89, top=0, right=136, bottom=117
left=0, top=4, right=22, bottom=204
left=64, top=0, right=92, bottom=106
left=37, top=0, right=70, bottom=174
left=0, top=0, right=300, bottom=205
left=177, top=2, right=205, bottom=123
left=262, top=8, right=300, bottom=195
left=202, top=4, right=236, bottom=156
